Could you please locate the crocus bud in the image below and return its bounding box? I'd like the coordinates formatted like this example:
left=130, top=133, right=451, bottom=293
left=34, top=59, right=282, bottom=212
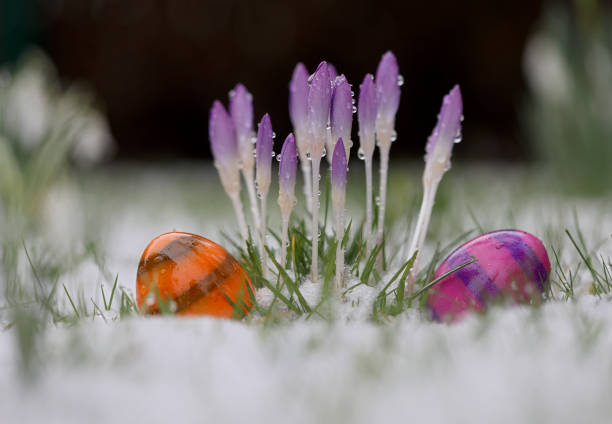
left=375, top=51, right=400, bottom=146
left=229, top=83, right=254, bottom=169
left=278, top=133, right=298, bottom=214
left=424, top=85, right=463, bottom=179
left=209, top=100, right=240, bottom=195
left=255, top=113, right=274, bottom=196
left=358, top=74, right=377, bottom=158
left=331, top=137, right=347, bottom=208
left=307, top=61, right=331, bottom=156
left=330, top=75, right=353, bottom=159
left=289, top=63, right=310, bottom=158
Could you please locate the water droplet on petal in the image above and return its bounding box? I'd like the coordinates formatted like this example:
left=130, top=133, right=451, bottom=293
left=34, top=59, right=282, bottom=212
left=357, top=148, right=365, bottom=160
left=229, top=89, right=236, bottom=98
left=391, top=131, right=397, bottom=142
left=272, top=132, right=277, bottom=139
left=375, top=196, right=381, bottom=206
left=276, top=154, right=282, bottom=162
left=306, top=151, right=312, bottom=160
left=352, top=106, right=357, bottom=114
left=454, top=128, right=462, bottom=144
left=397, top=75, right=404, bottom=86
left=271, top=151, right=276, bottom=158
left=321, top=147, right=326, bottom=158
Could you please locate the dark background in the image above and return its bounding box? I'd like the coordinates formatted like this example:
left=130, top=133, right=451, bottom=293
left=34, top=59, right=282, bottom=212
left=0, top=0, right=549, bottom=161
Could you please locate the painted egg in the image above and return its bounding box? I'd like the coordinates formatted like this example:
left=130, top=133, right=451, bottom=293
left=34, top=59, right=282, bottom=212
left=136, top=232, right=254, bottom=318
left=427, top=229, right=550, bottom=322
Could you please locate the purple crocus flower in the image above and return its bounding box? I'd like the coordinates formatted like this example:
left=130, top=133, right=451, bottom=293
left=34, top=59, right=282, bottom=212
left=307, top=61, right=332, bottom=154
left=358, top=74, right=377, bottom=157
left=209, top=100, right=238, bottom=173
left=374, top=51, right=401, bottom=143
left=330, top=75, right=353, bottom=159
left=289, top=63, right=310, bottom=143
left=425, top=85, right=463, bottom=169
left=229, top=83, right=254, bottom=166
left=278, top=133, right=297, bottom=196
left=331, top=138, right=347, bottom=196
left=256, top=113, right=274, bottom=195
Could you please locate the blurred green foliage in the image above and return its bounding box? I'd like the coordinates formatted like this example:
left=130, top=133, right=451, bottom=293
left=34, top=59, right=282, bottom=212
left=523, top=1, right=612, bottom=196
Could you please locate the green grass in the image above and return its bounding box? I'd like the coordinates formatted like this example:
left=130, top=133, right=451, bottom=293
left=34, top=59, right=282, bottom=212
left=2, top=163, right=612, bottom=379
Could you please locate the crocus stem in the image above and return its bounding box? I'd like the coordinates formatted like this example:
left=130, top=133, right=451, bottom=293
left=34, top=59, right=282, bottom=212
left=280, top=213, right=290, bottom=269
left=406, top=176, right=441, bottom=294
left=242, top=166, right=260, bottom=242
left=259, top=196, right=268, bottom=279
left=230, top=192, right=248, bottom=243
left=376, top=144, right=390, bottom=246
left=301, top=160, right=312, bottom=213
left=364, top=156, right=373, bottom=252
left=335, top=210, right=345, bottom=289
left=310, top=154, right=321, bottom=283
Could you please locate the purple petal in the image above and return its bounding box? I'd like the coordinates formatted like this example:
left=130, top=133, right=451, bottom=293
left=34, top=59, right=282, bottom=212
left=375, top=51, right=401, bottom=131
left=425, top=85, right=463, bottom=163
left=331, top=138, right=347, bottom=191
left=328, top=63, right=338, bottom=85
left=330, top=75, right=353, bottom=152
left=209, top=100, right=237, bottom=168
left=307, top=61, right=332, bottom=147
left=256, top=113, right=274, bottom=167
left=289, top=63, right=310, bottom=135
left=229, top=83, right=253, bottom=150
left=358, top=74, right=377, bottom=151
left=278, top=133, right=298, bottom=192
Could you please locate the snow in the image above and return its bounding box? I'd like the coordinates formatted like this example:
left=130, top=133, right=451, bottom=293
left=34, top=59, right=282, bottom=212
left=1, top=299, right=612, bottom=423
left=2, top=164, right=612, bottom=423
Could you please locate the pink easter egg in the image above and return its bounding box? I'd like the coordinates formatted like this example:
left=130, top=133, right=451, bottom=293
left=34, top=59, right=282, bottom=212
left=427, top=229, right=551, bottom=322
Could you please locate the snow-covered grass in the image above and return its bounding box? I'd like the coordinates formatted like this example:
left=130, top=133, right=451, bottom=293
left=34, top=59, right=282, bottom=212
left=1, top=162, right=612, bottom=423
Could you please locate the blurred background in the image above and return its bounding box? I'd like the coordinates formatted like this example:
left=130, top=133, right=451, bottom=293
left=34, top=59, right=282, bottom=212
left=0, top=0, right=546, bottom=161
left=0, top=0, right=612, bottom=196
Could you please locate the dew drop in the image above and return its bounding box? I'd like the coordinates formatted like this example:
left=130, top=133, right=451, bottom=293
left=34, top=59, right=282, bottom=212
left=229, top=89, right=236, bottom=98
left=272, top=132, right=277, bottom=139
left=276, top=154, right=282, bottom=162
left=454, top=128, right=462, bottom=144
left=357, top=148, right=366, bottom=160
left=271, top=151, right=276, bottom=158
left=257, top=192, right=263, bottom=199
left=285, top=240, right=290, bottom=247
left=251, top=136, right=257, bottom=144
left=391, top=131, right=397, bottom=142
left=306, top=151, right=312, bottom=160
left=375, top=196, right=381, bottom=206
left=352, top=105, right=357, bottom=114
left=460, top=114, right=465, bottom=122
left=397, top=75, right=404, bottom=86
left=321, top=147, right=326, bottom=158
left=253, top=149, right=257, bottom=158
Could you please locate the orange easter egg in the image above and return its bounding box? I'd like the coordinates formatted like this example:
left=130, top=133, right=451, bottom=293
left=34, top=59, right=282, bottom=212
left=136, top=232, right=254, bottom=318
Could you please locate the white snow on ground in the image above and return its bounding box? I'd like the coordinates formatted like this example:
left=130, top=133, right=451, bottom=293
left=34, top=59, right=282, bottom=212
left=1, top=299, right=612, bottom=424
left=2, top=164, right=612, bottom=423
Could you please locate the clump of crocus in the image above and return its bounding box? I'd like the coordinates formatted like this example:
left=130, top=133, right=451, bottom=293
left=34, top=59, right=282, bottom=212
left=329, top=75, right=354, bottom=162
left=256, top=114, right=274, bottom=279
left=357, top=74, right=377, bottom=251
left=230, top=84, right=260, bottom=236
left=307, top=61, right=332, bottom=283
left=406, top=85, right=463, bottom=294
left=277, top=133, right=298, bottom=267
left=289, top=63, right=312, bottom=212
left=209, top=101, right=248, bottom=241
left=331, top=137, right=347, bottom=289
left=374, top=52, right=401, bottom=246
